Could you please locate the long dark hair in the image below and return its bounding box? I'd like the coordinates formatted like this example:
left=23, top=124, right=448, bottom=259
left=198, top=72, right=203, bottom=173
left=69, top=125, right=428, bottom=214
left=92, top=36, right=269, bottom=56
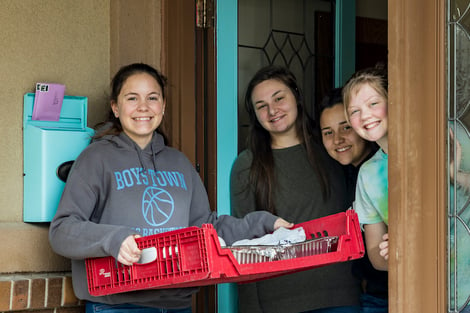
left=243, top=65, right=330, bottom=214
left=94, top=63, right=169, bottom=142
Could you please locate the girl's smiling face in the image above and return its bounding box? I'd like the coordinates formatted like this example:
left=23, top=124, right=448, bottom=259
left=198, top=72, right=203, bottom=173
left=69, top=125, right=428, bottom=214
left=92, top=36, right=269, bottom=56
left=111, top=72, right=166, bottom=149
left=347, top=83, right=388, bottom=146
left=251, top=79, right=298, bottom=142
left=320, top=103, right=369, bottom=167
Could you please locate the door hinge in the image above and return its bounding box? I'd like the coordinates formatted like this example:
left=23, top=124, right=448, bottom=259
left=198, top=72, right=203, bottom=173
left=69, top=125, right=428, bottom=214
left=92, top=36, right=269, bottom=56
left=196, top=0, right=214, bottom=29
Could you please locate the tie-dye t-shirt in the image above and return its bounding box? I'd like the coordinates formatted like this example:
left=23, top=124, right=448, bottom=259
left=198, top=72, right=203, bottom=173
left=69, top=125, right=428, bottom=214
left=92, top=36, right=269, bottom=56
left=354, top=149, right=388, bottom=226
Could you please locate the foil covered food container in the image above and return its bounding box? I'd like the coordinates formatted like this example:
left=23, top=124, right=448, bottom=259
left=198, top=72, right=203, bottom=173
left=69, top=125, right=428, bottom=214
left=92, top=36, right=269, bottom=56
left=229, top=236, right=339, bottom=265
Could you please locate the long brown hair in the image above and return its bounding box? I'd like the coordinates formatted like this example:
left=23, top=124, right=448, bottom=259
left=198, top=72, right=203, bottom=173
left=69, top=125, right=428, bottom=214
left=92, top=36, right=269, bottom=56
left=243, top=65, right=330, bottom=214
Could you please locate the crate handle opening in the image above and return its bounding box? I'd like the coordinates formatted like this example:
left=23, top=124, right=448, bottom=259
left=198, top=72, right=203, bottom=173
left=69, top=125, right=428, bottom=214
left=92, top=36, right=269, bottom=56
left=137, top=247, right=157, bottom=264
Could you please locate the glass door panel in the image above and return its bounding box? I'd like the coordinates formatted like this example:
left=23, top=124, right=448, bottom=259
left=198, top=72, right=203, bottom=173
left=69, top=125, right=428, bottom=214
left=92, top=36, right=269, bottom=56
left=447, top=0, right=470, bottom=312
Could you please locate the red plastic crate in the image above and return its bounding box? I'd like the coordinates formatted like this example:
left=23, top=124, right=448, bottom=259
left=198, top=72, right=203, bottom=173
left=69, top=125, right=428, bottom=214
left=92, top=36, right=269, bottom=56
left=86, top=210, right=364, bottom=296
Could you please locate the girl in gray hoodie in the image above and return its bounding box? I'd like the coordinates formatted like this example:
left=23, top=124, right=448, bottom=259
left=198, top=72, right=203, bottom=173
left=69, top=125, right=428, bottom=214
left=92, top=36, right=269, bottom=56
left=49, top=63, right=291, bottom=313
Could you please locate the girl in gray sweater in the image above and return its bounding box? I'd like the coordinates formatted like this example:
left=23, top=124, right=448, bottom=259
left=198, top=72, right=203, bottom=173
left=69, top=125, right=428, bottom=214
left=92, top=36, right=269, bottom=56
left=49, top=63, right=291, bottom=313
left=231, top=65, right=361, bottom=313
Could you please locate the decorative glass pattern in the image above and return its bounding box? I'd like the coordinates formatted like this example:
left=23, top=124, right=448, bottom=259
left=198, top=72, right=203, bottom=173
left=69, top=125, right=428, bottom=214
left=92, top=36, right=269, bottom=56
left=239, top=29, right=315, bottom=71
left=448, top=1, right=470, bottom=312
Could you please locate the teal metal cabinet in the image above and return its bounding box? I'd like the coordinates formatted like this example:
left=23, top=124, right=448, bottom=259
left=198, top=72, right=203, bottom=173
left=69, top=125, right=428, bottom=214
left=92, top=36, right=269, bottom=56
left=23, top=93, right=94, bottom=222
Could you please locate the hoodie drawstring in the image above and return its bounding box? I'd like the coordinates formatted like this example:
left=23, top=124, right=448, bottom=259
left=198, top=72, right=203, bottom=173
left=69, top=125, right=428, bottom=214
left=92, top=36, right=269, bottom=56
left=150, top=143, right=157, bottom=171
left=133, top=142, right=148, bottom=174
left=135, top=141, right=158, bottom=173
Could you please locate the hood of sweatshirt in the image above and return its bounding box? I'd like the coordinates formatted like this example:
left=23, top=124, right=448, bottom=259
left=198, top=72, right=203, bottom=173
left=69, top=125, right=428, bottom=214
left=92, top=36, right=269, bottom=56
left=95, top=131, right=165, bottom=172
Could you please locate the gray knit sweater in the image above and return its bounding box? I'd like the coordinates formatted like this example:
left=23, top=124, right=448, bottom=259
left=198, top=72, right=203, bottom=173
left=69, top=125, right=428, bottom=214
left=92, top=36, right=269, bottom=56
left=230, top=144, right=361, bottom=313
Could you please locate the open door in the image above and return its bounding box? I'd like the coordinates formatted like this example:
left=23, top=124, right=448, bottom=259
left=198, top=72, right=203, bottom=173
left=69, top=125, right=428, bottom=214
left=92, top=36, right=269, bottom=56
left=215, top=1, right=358, bottom=312
left=162, top=1, right=217, bottom=312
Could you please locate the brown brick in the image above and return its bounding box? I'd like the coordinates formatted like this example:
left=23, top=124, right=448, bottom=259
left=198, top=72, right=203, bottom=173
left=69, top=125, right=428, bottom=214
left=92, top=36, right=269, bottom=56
left=11, top=279, right=29, bottom=310
left=63, top=276, right=79, bottom=306
left=46, top=277, right=63, bottom=308
left=30, top=278, right=46, bottom=309
left=0, top=280, right=11, bottom=311
left=14, top=309, right=54, bottom=313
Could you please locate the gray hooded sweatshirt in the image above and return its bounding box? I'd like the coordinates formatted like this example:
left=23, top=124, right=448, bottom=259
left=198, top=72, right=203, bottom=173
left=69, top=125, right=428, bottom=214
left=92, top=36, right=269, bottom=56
left=49, top=131, right=277, bottom=309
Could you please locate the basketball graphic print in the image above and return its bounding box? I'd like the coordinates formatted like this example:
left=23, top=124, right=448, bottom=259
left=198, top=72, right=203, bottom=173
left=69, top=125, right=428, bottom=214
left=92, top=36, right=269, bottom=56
left=142, top=187, right=174, bottom=226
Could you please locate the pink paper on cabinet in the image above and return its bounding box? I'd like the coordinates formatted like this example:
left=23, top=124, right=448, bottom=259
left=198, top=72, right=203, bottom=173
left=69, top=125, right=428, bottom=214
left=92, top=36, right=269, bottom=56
left=32, top=83, right=65, bottom=121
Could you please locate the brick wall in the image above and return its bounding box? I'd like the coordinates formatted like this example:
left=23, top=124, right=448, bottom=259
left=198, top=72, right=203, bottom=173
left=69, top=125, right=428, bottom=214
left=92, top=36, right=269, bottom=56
left=0, top=274, right=84, bottom=313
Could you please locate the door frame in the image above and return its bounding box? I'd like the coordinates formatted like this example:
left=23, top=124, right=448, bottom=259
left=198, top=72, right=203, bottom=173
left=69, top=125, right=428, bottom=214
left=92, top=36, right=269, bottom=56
left=214, top=1, right=357, bottom=311
left=388, top=0, right=446, bottom=312
left=215, top=1, right=238, bottom=311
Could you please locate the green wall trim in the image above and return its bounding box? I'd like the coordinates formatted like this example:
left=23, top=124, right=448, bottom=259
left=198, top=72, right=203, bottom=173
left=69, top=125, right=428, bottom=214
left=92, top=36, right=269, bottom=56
left=216, top=0, right=238, bottom=312
left=335, top=0, right=356, bottom=86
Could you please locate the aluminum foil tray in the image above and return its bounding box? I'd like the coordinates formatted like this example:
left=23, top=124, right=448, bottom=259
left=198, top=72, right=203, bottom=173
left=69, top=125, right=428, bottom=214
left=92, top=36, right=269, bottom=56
left=229, top=236, right=339, bottom=265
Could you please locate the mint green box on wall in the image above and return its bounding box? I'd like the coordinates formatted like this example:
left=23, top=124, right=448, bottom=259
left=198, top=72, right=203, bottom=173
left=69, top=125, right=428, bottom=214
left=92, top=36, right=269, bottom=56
left=23, top=93, right=94, bottom=222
